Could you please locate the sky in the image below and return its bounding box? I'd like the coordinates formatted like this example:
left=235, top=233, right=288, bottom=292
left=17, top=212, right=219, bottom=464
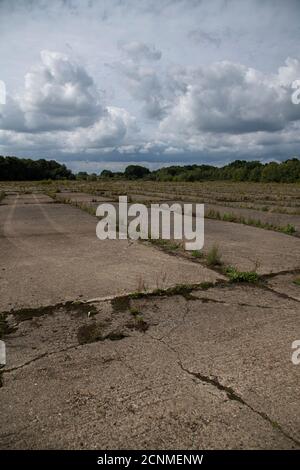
left=1, top=0, right=300, bottom=173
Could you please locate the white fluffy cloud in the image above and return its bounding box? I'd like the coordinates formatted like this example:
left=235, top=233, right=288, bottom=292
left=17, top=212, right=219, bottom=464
left=20, top=50, right=103, bottom=131
left=0, top=50, right=136, bottom=154
left=160, top=58, right=300, bottom=138
left=1, top=0, right=300, bottom=169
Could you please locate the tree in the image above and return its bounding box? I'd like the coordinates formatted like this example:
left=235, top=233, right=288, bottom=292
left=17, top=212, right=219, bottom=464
left=100, top=169, right=114, bottom=178
left=124, top=165, right=150, bottom=179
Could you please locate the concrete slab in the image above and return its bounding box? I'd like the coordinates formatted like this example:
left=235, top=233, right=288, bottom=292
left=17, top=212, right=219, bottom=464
left=204, top=203, right=300, bottom=234
left=267, top=273, right=300, bottom=301
left=55, top=191, right=115, bottom=203
left=1, top=193, right=54, bottom=205
left=1, top=284, right=299, bottom=449
left=203, top=218, right=300, bottom=274
left=0, top=194, right=221, bottom=312
left=50, top=194, right=300, bottom=275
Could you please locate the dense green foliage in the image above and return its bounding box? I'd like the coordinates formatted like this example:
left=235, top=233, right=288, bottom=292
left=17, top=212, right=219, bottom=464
left=1, top=155, right=300, bottom=182
left=124, top=165, right=151, bottom=179
left=102, top=158, right=300, bottom=182
left=148, top=159, right=300, bottom=183
left=0, top=156, right=74, bottom=180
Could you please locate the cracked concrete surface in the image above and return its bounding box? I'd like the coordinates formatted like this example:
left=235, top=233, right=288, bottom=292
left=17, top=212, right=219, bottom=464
left=1, top=283, right=300, bottom=449
left=0, top=193, right=221, bottom=311
left=1, top=190, right=300, bottom=450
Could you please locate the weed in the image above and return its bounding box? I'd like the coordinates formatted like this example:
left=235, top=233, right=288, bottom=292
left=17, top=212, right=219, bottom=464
left=281, top=224, right=296, bottom=235
left=206, top=245, right=222, bottom=267
left=129, top=307, right=140, bottom=316
left=293, top=277, right=300, bottom=286
left=225, top=266, right=260, bottom=283
left=126, top=313, right=149, bottom=332
left=191, top=250, right=203, bottom=259
left=150, top=239, right=180, bottom=250
left=205, top=207, right=297, bottom=236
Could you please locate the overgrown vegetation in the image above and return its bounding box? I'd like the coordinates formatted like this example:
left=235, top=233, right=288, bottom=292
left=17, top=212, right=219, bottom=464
left=225, top=266, right=260, bottom=283
left=206, top=209, right=296, bottom=235
left=191, top=250, right=203, bottom=258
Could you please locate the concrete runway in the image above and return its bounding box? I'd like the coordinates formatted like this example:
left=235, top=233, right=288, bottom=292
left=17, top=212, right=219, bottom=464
left=1, top=283, right=300, bottom=449
left=1, top=191, right=300, bottom=449
left=0, top=193, right=220, bottom=311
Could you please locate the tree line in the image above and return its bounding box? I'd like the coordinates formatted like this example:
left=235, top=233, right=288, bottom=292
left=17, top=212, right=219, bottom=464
left=1, top=155, right=300, bottom=183
left=100, top=159, right=300, bottom=183
left=0, top=156, right=74, bottom=180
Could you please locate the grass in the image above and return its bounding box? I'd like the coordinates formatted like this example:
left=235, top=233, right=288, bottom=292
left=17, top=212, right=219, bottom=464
left=206, top=245, right=222, bottom=267
left=127, top=308, right=149, bottom=332
left=191, top=250, right=203, bottom=259
left=0, top=191, right=5, bottom=203
left=293, top=277, right=300, bottom=286
left=205, top=209, right=297, bottom=236
left=225, top=266, right=260, bottom=283
left=149, top=239, right=181, bottom=250
left=281, top=224, right=296, bottom=235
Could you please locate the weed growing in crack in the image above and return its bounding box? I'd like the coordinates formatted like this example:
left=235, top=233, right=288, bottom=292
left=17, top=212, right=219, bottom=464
left=191, top=250, right=203, bottom=259
left=128, top=307, right=149, bottom=332
left=150, top=239, right=181, bottom=251
left=281, top=224, right=296, bottom=235
left=206, top=244, right=222, bottom=267
left=225, top=266, right=260, bottom=283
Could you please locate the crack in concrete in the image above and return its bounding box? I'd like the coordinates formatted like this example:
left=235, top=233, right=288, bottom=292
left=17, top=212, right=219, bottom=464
left=178, top=363, right=300, bottom=448
left=146, top=327, right=300, bottom=448
left=155, top=298, right=190, bottom=342
left=3, top=343, right=79, bottom=374
left=259, top=284, right=300, bottom=304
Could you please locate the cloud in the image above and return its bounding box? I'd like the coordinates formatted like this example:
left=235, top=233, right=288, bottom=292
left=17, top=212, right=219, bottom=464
left=188, top=29, right=222, bottom=48
left=117, top=61, right=167, bottom=119
left=160, top=59, right=300, bottom=137
left=65, top=106, right=139, bottom=152
left=0, top=51, right=137, bottom=154
left=119, top=41, right=162, bottom=62
left=21, top=50, right=103, bottom=131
